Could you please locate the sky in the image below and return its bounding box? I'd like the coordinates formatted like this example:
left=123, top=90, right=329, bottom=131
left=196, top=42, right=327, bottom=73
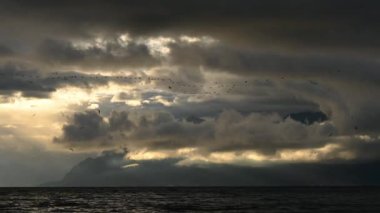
left=1, top=0, right=380, bottom=186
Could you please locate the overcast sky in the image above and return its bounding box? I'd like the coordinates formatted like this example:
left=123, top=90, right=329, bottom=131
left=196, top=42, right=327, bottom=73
left=1, top=0, right=380, bottom=186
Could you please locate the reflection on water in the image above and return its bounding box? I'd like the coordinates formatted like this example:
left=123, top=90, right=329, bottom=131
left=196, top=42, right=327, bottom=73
left=0, top=187, right=379, bottom=212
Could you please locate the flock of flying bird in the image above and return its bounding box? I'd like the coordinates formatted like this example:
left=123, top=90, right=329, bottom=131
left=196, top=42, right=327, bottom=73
left=2, top=71, right=322, bottom=97
left=0, top=72, right=284, bottom=95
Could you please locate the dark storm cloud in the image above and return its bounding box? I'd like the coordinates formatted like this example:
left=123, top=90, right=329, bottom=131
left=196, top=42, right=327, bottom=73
left=0, top=65, right=111, bottom=98
left=166, top=41, right=380, bottom=135
left=54, top=109, right=336, bottom=155
left=54, top=109, right=212, bottom=150
left=0, top=0, right=379, bottom=53
left=0, top=65, right=56, bottom=98
left=38, top=40, right=84, bottom=63
left=109, top=111, right=135, bottom=132
left=169, top=42, right=380, bottom=86
left=0, top=0, right=378, bottom=110
left=46, top=149, right=380, bottom=186
left=0, top=44, right=13, bottom=56
left=37, top=39, right=159, bottom=69
left=166, top=97, right=321, bottom=119
left=55, top=110, right=110, bottom=145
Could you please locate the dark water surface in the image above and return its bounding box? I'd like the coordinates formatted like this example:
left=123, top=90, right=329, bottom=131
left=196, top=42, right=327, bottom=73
left=0, top=187, right=379, bottom=212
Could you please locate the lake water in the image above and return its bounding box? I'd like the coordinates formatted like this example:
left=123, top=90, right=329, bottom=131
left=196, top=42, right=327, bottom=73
left=0, top=187, right=379, bottom=212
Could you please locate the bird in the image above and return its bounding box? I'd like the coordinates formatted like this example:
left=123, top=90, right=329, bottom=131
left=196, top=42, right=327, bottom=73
left=308, top=80, right=318, bottom=85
